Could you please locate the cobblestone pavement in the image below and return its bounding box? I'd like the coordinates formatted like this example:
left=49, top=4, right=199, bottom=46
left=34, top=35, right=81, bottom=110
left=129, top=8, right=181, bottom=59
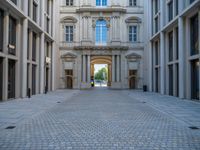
left=0, top=89, right=200, bottom=150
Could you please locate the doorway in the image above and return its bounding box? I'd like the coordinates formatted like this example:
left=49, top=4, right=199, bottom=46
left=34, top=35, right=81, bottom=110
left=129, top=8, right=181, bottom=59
left=129, top=70, right=137, bottom=89
left=8, top=59, right=15, bottom=99
left=65, top=69, right=73, bottom=89
left=94, top=64, right=108, bottom=87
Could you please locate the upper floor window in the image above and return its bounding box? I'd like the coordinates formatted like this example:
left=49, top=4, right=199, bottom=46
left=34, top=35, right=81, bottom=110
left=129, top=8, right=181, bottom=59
left=96, top=20, right=107, bottom=45
left=96, top=0, right=107, bottom=6
left=168, top=0, right=173, bottom=22
left=65, top=26, right=73, bottom=42
left=190, top=14, right=199, bottom=56
left=154, top=0, right=159, bottom=14
left=33, top=1, right=37, bottom=22
left=190, top=0, right=195, bottom=4
left=66, top=0, right=73, bottom=6
left=129, top=26, right=137, bottom=42
left=0, top=9, right=3, bottom=52
left=11, top=0, right=17, bottom=5
left=168, top=31, right=173, bottom=61
left=129, top=0, right=137, bottom=6
left=8, top=16, right=16, bottom=55
left=32, top=32, right=37, bottom=61
left=47, top=0, right=50, bottom=15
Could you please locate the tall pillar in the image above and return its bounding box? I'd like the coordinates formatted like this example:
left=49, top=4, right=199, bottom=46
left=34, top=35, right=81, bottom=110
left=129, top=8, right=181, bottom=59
left=178, top=17, right=184, bottom=98
left=21, top=19, right=28, bottom=97
left=112, top=55, right=115, bottom=82
left=160, top=32, right=165, bottom=94
left=39, top=33, right=45, bottom=93
left=2, top=12, right=9, bottom=100
left=108, top=64, right=112, bottom=86
left=116, top=55, right=120, bottom=82
left=87, top=55, right=90, bottom=82
left=82, top=55, right=86, bottom=82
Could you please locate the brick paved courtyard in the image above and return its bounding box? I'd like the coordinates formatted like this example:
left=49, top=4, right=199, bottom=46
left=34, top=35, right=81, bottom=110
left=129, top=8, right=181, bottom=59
left=0, top=89, right=200, bottom=150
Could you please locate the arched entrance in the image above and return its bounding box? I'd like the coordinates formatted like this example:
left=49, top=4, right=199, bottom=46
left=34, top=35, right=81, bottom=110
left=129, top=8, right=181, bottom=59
left=90, top=56, right=112, bottom=87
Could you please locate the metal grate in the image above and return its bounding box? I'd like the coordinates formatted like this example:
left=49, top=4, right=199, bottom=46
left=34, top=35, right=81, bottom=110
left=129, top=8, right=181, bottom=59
left=189, top=126, right=199, bottom=130
left=5, top=126, right=16, bottom=129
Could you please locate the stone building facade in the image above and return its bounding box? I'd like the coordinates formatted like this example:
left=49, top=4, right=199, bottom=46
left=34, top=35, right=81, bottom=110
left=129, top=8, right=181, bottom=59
left=147, top=0, right=200, bottom=100
left=0, top=0, right=59, bottom=101
left=58, top=0, right=146, bottom=89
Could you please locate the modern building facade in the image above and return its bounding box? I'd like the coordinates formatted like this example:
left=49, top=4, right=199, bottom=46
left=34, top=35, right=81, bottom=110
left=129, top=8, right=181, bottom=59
left=58, top=0, right=146, bottom=89
left=0, top=0, right=59, bottom=101
left=147, top=0, right=200, bottom=100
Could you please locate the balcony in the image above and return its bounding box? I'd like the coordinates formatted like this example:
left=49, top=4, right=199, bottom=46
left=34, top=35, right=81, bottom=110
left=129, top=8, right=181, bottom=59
left=59, top=41, right=144, bottom=51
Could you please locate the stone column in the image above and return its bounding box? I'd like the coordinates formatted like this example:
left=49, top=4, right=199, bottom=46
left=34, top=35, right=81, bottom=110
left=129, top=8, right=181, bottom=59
left=160, top=32, right=165, bottom=95
left=112, top=55, right=115, bottom=82
left=149, top=42, right=153, bottom=92
left=108, top=64, right=112, bottom=86
left=178, top=17, right=184, bottom=98
left=116, top=55, right=120, bottom=82
left=87, top=55, right=90, bottom=82
left=49, top=0, right=52, bottom=35
left=21, top=19, right=28, bottom=97
left=82, top=55, right=86, bottom=82
left=39, top=33, right=45, bottom=93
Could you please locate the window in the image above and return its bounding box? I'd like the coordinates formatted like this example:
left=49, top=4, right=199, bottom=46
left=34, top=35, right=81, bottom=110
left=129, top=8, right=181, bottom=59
left=190, top=0, right=195, bottom=4
left=155, top=41, right=159, bottom=65
left=66, top=0, right=73, bottom=6
left=95, top=20, right=107, bottom=45
left=65, top=26, right=73, bottom=42
left=155, top=17, right=159, bottom=33
left=168, top=1, right=173, bottom=22
left=8, top=59, right=15, bottom=99
left=47, top=0, right=50, bottom=14
left=169, top=65, right=173, bottom=96
left=11, top=0, right=17, bottom=5
left=190, top=14, right=199, bottom=56
left=175, top=0, right=178, bottom=15
left=96, top=0, right=107, bottom=6
left=168, top=31, right=173, bottom=62
left=129, top=26, right=137, bottom=42
left=0, top=10, right=3, bottom=52
left=129, top=0, right=137, bottom=6
left=32, top=32, right=37, bottom=61
left=33, top=2, right=37, bottom=22
left=27, top=29, right=30, bottom=59
left=155, top=0, right=159, bottom=14
left=191, top=60, right=199, bottom=100
left=175, top=27, right=179, bottom=60
left=8, top=16, right=16, bottom=55
left=32, top=65, right=36, bottom=95
left=46, top=18, right=50, bottom=33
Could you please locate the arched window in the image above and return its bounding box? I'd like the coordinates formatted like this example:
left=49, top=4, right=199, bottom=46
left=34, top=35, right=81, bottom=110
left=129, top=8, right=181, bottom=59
left=96, top=0, right=107, bottom=6
left=96, top=20, right=107, bottom=45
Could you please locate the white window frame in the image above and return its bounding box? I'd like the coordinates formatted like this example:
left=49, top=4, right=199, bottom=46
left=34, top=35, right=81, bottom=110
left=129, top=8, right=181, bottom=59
left=129, top=0, right=137, bottom=6
left=66, top=0, right=73, bottom=6
left=96, top=0, right=107, bottom=7
left=129, top=25, right=138, bottom=42
left=65, top=25, right=74, bottom=42
left=95, top=20, right=107, bottom=45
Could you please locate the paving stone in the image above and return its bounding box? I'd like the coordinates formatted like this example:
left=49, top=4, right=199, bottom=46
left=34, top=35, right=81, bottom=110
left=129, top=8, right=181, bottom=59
left=0, top=89, right=200, bottom=149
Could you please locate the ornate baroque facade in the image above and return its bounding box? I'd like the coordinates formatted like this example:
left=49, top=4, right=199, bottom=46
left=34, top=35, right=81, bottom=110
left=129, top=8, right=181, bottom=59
left=58, top=0, right=146, bottom=89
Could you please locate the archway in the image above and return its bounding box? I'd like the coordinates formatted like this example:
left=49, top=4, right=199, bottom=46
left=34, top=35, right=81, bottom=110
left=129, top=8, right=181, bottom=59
left=90, top=56, right=112, bottom=87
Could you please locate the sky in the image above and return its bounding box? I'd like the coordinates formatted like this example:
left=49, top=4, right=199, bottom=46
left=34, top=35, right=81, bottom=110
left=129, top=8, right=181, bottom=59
left=94, top=64, right=107, bottom=74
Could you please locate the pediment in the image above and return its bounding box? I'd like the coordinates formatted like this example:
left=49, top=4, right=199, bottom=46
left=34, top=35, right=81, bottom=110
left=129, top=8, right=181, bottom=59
left=61, top=52, right=77, bottom=58
left=125, top=16, right=142, bottom=23
left=60, top=16, right=78, bottom=23
left=125, top=52, right=141, bottom=59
